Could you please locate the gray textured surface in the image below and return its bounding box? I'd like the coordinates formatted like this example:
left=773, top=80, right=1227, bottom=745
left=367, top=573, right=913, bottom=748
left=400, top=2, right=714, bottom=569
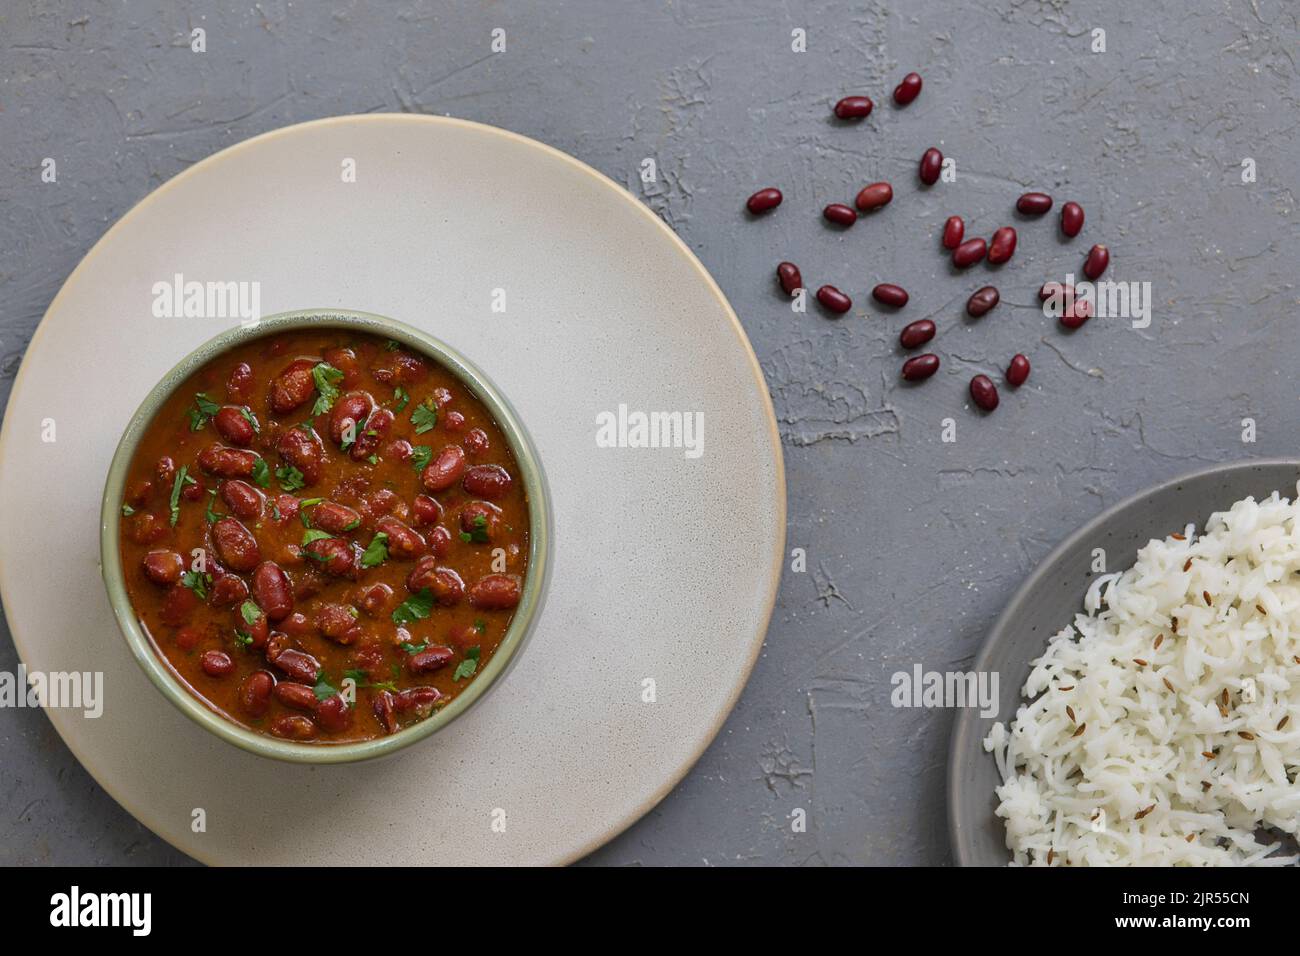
left=0, top=0, right=1296, bottom=866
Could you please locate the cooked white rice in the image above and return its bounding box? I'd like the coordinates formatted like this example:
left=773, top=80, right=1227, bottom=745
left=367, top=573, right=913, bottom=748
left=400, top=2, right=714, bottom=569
left=985, top=484, right=1300, bottom=866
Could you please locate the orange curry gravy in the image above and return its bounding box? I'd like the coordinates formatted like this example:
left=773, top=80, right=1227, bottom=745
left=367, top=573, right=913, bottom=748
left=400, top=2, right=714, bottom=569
left=118, top=329, right=530, bottom=743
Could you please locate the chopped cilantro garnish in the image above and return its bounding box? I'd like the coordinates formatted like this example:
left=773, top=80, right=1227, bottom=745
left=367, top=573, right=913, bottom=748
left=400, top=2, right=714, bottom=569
left=409, top=445, right=432, bottom=472
left=360, top=532, right=388, bottom=568
left=399, top=641, right=429, bottom=655
left=180, top=569, right=211, bottom=601
left=343, top=668, right=398, bottom=692
left=121, top=503, right=135, bottom=516
left=392, top=387, right=410, bottom=413
left=474, top=619, right=486, bottom=633
left=453, top=646, right=482, bottom=682
left=239, top=407, right=260, bottom=434
left=275, top=464, right=305, bottom=492
left=459, top=513, right=489, bottom=544
left=392, top=589, right=435, bottom=625
left=410, top=399, right=438, bottom=435
left=250, top=457, right=271, bottom=489
left=239, top=600, right=262, bottom=626
left=302, top=528, right=334, bottom=547
left=168, top=465, right=194, bottom=526
left=187, top=393, right=220, bottom=431
left=383, top=339, right=401, bottom=352
left=233, top=631, right=254, bottom=648
left=310, top=363, right=345, bottom=416
left=366, top=454, right=379, bottom=465
left=204, top=487, right=222, bottom=524
left=313, top=675, right=339, bottom=701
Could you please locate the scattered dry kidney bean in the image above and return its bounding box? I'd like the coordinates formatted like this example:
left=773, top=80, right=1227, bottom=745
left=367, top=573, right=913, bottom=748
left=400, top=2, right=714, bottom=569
left=1060, top=297, right=1093, bottom=329
left=823, top=203, right=857, bottom=226
left=854, top=182, right=893, bottom=212
left=902, top=354, right=940, bottom=380
left=816, top=285, right=852, bottom=314
left=966, top=286, right=1000, bottom=317
left=919, top=148, right=943, bottom=185
left=872, top=283, right=909, bottom=307
left=899, top=320, right=936, bottom=349
left=1060, top=201, right=1084, bottom=237
left=1084, top=244, right=1110, bottom=279
left=1006, top=354, right=1030, bottom=387
left=776, top=262, right=803, bottom=296
left=952, top=237, right=987, bottom=268
left=746, top=188, right=783, bottom=214
left=942, top=216, right=964, bottom=249
left=1016, top=192, right=1053, bottom=215
left=833, top=95, right=873, bottom=119
left=987, top=226, right=1017, bottom=265
left=893, top=72, right=922, bottom=105
left=969, top=375, right=999, bottom=411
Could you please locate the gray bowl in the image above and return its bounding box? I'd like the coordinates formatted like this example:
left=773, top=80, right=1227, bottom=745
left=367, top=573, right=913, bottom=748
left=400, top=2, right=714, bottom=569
left=948, top=459, right=1300, bottom=866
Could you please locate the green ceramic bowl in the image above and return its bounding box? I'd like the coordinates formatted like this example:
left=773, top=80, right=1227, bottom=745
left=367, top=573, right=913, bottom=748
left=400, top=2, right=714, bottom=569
left=100, top=309, right=552, bottom=763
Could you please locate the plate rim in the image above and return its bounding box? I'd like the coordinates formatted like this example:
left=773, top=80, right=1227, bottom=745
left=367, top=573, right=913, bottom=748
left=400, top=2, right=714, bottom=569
left=0, top=113, right=788, bottom=865
left=946, top=457, right=1300, bottom=866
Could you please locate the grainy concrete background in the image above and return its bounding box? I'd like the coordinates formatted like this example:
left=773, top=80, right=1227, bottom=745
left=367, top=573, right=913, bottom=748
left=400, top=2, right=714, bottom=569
left=0, top=0, right=1296, bottom=865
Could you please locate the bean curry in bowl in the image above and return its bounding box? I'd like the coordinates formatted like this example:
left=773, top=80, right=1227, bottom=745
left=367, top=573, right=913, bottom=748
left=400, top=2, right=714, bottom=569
left=113, top=320, right=535, bottom=748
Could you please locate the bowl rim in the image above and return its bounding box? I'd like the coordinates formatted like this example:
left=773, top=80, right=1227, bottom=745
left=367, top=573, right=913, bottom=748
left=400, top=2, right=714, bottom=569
left=946, top=457, right=1300, bottom=864
left=100, top=307, right=553, bottom=764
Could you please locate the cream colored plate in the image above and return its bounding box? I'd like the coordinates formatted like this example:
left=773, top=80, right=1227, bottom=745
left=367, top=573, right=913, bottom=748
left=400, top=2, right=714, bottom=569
left=0, top=115, right=785, bottom=865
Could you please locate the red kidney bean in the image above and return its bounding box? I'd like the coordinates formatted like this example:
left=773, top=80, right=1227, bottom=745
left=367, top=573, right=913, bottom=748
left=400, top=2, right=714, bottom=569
left=919, top=148, right=942, bottom=185
left=314, top=693, right=352, bottom=732
left=160, top=583, right=199, bottom=626
left=197, top=443, right=258, bottom=478
left=251, top=561, right=293, bottom=621
left=833, top=95, right=873, bottom=119
left=899, top=320, right=936, bottom=349
left=854, top=182, right=893, bottom=212
left=276, top=427, right=324, bottom=485
left=376, top=515, right=427, bottom=559
left=411, top=494, right=443, bottom=526
left=328, top=390, right=375, bottom=444
left=361, top=488, right=406, bottom=522
left=1084, top=244, right=1109, bottom=280
left=155, top=456, right=176, bottom=483
left=823, top=203, right=857, bottom=227
left=901, top=354, right=940, bottom=381
left=126, top=478, right=153, bottom=506
left=394, top=686, right=443, bottom=718
left=270, top=715, right=317, bottom=740
left=237, top=603, right=269, bottom=649
left=350, top=406, right=393, bottom=461
left=272, top=495, right=300, bottom=526
left=227, top=362, right=254, bottom=403
left=181, top=479, right=205, bottom=503
left=407, top=557, right=465, bottom=605
left=175, top=626, right=202, bottom=650
left=942, top=216, right=964, bottom=250
left=421, top=444, right=467, bottom=492
left=872, top=284, right=909, bottom=308
left=238, top=670, right=275, bottom=717
left=271, top=648, right=321, bottom=684
left=322, top=347, right=361, bottom=387
left=428, top=526, right=453, bottom=559
left=213, top=517, right=261, bottom=572
left=200, top=650, right=234, bottom=678
left=987, top=227, right=1017, bottom=265
left=431, top=386, right=454, bottom=408
left=274, top=681, right=318, bottom=711
left=966, top=286, right=1000, bottom=317
left=357, top=582, right=392, bottom=616
left=127, top=512, right=167, bottom=545
left=444, top=410, right=466, bottom=433
left=893, top=72, right=922, bottom=105
left=464, top=428, right=490, bottom=456
left=469, top=574, right=522, bottom=610
left=269, top=358, right=318, bottom=414
left=1060, top=201, right=1084, bottom=237
left=311, top=500, right=361, bottom=534
left=816, top=285, right=852, bottom=315
left=303, top=537, right=359, bottom=578
left=142, top=550, right=183, bottom=586
left=1016, top=192, right=1053, bottom=215
left=210, top=573, right=249, bottom=607
left=952, top=238, right=987, bottom=268
left=280, top=613, right=311, bottom=637
left=461, top=500, right=503, bottom=540
left=776, top=262, right=803, bottom=296
left=316, top=602, right=362, bottom=644
left=408, top=646, right=455, bottom=675
left=1006, top=354, right=1031, bottom=387
left=969, top=374, right=999, bottom=411
left=219, top=479, right=263, bottom=520
left=462, top=464, right=513, bottom=499
left=373, top=690, right=398, bottom=735
left=371, top=353, right=429, bottom=387
left=746, top=188, right=782, bottom=214
left=214, top=406, right=256, bottom=446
